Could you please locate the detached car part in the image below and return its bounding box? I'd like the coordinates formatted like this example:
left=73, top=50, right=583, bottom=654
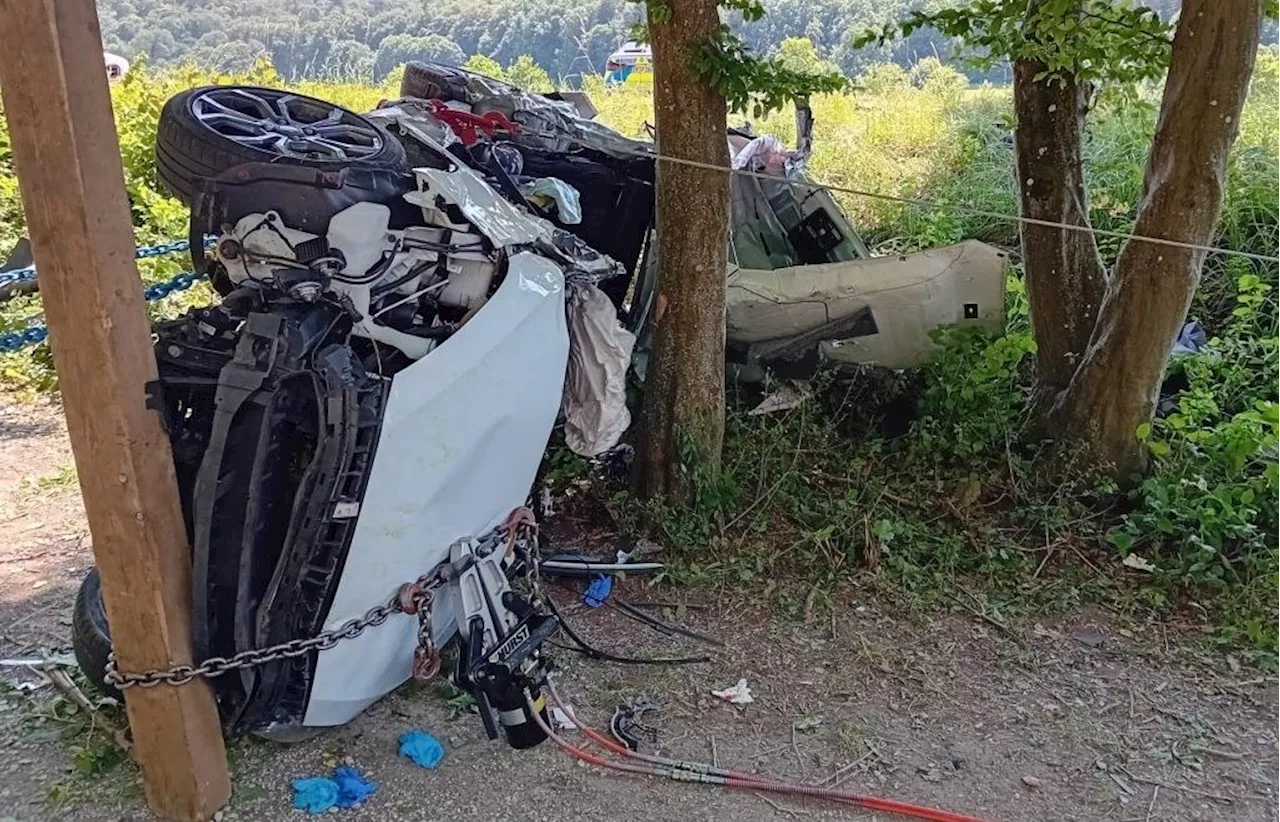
left=725, top=240, right=1009, bottom=377
left=157, top=86, right=408, bottom=206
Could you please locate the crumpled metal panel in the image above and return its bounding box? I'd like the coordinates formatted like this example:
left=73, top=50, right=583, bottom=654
left=562, top=282, right=635, bottom=457
left=304, top=250, right=568, bottom=726
left=406, top=167, right=552, bottom=248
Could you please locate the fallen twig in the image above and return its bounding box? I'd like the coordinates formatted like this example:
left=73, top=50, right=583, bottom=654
left=1189, top=744, right=1245, bottom=761
left=1109, top=772, right=1136, bottom=796
left=1120, top=770, right=1237, bottom=805
left=755, top=792, right=811, bottom=817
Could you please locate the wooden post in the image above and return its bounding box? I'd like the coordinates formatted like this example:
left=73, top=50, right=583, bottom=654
left=0, top=1, right=231, bottom=819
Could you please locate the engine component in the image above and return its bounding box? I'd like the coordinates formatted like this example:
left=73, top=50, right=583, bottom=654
left=437, top=248, right=495, bottom=311
left=327, top=202, right=391, bottom=281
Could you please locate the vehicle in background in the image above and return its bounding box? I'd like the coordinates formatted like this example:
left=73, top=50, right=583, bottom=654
left=604, top=41, right=652, bottom=86
left=105, top=52, right=129, bottom=82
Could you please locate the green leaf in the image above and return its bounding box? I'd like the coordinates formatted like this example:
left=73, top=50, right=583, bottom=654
left=1108, top=530, right=1134, bottom=552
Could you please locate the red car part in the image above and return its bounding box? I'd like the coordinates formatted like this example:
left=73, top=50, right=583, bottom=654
left=425, top=99, right=519, bottom=146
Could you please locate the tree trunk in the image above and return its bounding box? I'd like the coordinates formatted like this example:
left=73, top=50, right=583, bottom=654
left=636, top=0, right=731, bottom=501
left=1013, top=7, right=1107, bottom=396
left=1051, top=0, right=1262, bottom=477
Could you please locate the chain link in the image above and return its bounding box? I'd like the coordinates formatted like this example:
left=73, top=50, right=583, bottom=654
left=0, top=237, right=215, bottom=354
left=0, top=237, right=214, bottom=287
left=104, top=574, right=442, bottom=690
left=0, top=267, right=208, bottom=354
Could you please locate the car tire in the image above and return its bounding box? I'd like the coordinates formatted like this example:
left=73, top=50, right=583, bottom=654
left=71, top=568, right=120, bottom=700
left=400, top=61, right=455, bottom=102
left=156, top=86, right=408, bottom=206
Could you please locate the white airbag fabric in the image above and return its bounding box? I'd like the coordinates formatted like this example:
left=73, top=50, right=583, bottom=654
left=562, top=283, right=635, bottom=456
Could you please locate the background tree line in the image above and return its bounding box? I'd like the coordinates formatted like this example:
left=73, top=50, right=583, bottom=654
left=100, top=0, right=1270, bottom=84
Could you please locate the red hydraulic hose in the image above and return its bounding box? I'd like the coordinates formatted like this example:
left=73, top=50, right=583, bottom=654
left=537, top=684, right=992, bottom=822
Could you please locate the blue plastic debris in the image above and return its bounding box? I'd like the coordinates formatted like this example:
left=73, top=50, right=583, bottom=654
left=332, top=765, right=377, bottom=807
left=291, top=766, right=377, bottom=813
left=398, top=730, right=446, bottom=769
left=292, top=777, right=340, bottom=814
left=583, top=573, right=613, bottom=608
left=1171, top=320, right=1207, bottom=356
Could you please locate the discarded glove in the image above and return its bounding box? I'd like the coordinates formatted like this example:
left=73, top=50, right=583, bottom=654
left=398, top=730, right=446, bottom=769
left=292, top=777, right=340, bottom=814
left=291, top=765, right=377, bottom=813
left=332, top=765, right=377, bottom=807
left=583, top=573, right=612, bottom=608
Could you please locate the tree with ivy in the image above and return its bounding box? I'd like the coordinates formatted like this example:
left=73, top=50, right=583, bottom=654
left=862, top=0, right=1265, bottom=478
left=633, top=0, right=845, bottom=500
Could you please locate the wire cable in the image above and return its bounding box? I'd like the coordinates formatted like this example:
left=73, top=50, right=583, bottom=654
left=532, top=683, right=993, bottom=822
left=621, top=146, right=1280, bottom=265
left=542, top=594, right=711, bottom=666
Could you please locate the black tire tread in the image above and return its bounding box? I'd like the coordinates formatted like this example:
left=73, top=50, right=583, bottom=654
left=400, top=62, right=453, bottom=101
left=71, top=568, right=120, bottom=700
left=155, top=86, right=407, bottom=207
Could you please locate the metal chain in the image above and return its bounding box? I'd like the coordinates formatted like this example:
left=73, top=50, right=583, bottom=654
left=104, top=574, right=442, bottom=690
left=0, top=267, right=207, bottom=354
left=0, top=237, right=213, bottom=287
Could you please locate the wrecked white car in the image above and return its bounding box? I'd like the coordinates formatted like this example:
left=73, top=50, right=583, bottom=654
left=71, top=64, right=1004, bottom=744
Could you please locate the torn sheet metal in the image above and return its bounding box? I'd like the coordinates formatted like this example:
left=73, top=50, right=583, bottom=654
left=730, top=134, right=790, bottom=173
left=726, top=240, right=1007, bottom=369
left=399, top=61, right=654, bottom=160
left=367, top=100, right=463, bottom=149
left=406, top=167, right=551, bottom=248
left=563, top=282, right=635, bottom=456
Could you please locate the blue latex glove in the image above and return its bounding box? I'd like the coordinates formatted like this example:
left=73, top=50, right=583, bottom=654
left=398, top=730, right=446, bottom=769
left=332, top=765, right=377, bottom=808
left=583, top=573, right=612, bottom=608
left=292, top=777, right=339, bottom=814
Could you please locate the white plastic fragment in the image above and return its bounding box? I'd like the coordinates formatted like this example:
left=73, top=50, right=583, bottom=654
left=748, top=384, right=808, bottom=416
left=711, top=678, right=755, bottom=705
left=1122, top=553, right=1157, bottom=573
left=520, top=177, right=583, bottom=225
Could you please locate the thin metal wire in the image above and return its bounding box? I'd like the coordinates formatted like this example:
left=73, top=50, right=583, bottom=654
left=633, top=148, right=1280, bottom=265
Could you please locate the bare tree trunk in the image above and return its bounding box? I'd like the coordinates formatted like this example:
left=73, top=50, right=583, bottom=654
left=636, top=0, right=731, bottom=501
left=1013, top=54, right=1107, bottom=396
left=1052, top=0, right=1262, bottom=477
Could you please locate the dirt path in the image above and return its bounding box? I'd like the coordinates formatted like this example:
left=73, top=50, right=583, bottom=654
left=0, top=400, right=1274, bottom=822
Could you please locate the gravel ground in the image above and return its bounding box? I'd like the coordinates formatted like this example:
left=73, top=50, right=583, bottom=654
left=0, top=400, right=1274, bottom=822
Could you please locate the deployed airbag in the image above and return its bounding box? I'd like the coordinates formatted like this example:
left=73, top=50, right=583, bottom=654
left=562, top=283, right=636, bottom=456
